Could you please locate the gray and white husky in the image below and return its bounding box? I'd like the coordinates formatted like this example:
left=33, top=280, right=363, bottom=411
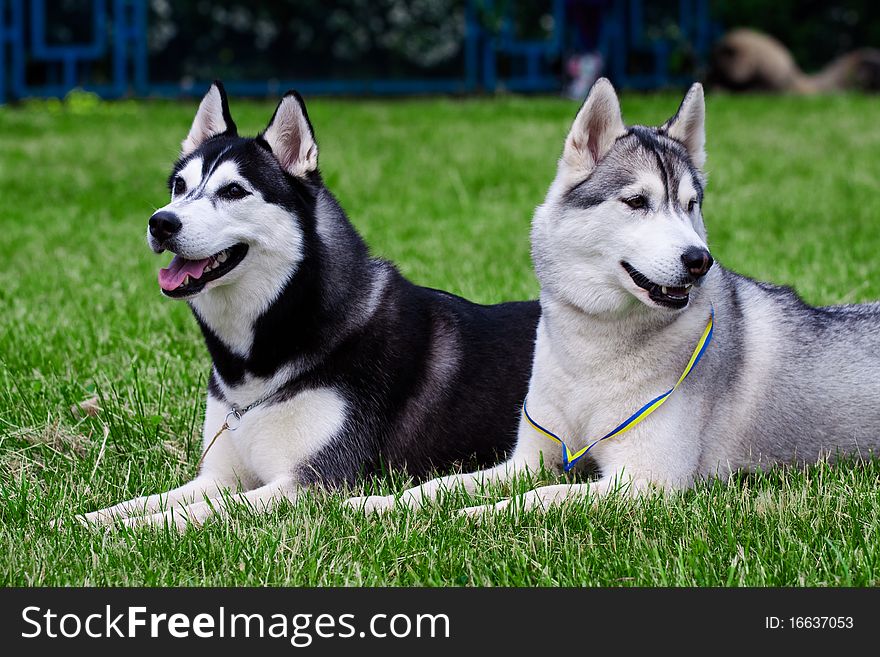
left=349, top=78, right=880, bottom=515
left=79, top=82, right=539, bottom=528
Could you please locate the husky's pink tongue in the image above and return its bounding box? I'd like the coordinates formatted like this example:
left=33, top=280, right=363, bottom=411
left=158, top=255, right=211, bottom=291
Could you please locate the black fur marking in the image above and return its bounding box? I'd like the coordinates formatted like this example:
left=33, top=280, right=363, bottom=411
left=627, top=126, right=704, bottom=204
left=565, top=163, right=636, bottom=209
left=295, top=281, right=541, bottom=485
left=565, top=126, right=704, bottom=209
left=207, top=370, right=225, bottom=402
left=568, top=186, right=621, bottom=209
left=628, top=127, right=674, bottom=202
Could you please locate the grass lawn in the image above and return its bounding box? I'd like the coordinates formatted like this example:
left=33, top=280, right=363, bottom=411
left=2, top=91, right=880, bottom=586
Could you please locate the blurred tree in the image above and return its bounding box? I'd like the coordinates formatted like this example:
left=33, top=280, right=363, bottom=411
left=37, top=1, right=878, bottom=92
left=146, top=0, right=466, bottom=83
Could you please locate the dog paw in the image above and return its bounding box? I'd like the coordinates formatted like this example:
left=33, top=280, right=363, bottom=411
left=120, top=510, right=195, bottom=532
left=457, top=498, right=511, bottom=519
left=64, top=510, right=115, bottom=527
left=74, top=513, right=96, bottom=527
left=343, top=494, right=397, bottom=514
left=50, top=512, right=120, bottom=532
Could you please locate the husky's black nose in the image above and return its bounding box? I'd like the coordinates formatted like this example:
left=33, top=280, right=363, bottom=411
left=682, top=247, right=713, bottom=278
left=149, top=211, right=182, bottom=243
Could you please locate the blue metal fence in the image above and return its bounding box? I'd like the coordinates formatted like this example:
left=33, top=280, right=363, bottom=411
left=0, top=0, right=714, bottom=103
left=0, top=0, right=146, bottom=103
left=598, top=0, right=714, bottom=88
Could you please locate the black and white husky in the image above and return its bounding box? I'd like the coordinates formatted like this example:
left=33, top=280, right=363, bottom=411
left=82, top=82, right=539, bottom=528
left=351, top=78, right=880, bottom=515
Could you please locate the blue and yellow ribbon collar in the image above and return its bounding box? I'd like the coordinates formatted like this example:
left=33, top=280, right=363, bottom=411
left=523, top=308, right=715, bottom=472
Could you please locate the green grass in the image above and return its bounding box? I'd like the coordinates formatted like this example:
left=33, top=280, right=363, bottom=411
left=2, top=92, right=880, bottom=586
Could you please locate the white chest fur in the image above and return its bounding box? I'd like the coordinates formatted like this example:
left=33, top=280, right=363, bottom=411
left=201, top=386, right=348, bottom=486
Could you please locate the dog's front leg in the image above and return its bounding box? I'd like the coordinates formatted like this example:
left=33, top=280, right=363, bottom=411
left=344, top=460, right=527, bottom=513
left=459, top=474, right=657, bottom=517
left=345, top=416, right=557, bottom=513
left=78, top=475, right=238, bottom=526
left=120, top=478, right=300, bottom=531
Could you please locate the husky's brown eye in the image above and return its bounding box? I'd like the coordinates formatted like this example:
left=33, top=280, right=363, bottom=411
left=172, top=176, right=186, bottom=196
left=687, top=198, right=698, bottom=212
left=623, top=195, right=647, bottom=210
left=218, top=183, right=250, bottom=200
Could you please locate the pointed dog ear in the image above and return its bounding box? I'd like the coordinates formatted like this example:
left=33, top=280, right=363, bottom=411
left=260, top=91, right=318, bottom=177
left=662, top=83, right=706, bottom=169
left=560, top=78, right=626, bottom=180
left=181, top=81, right=238, bottom=156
